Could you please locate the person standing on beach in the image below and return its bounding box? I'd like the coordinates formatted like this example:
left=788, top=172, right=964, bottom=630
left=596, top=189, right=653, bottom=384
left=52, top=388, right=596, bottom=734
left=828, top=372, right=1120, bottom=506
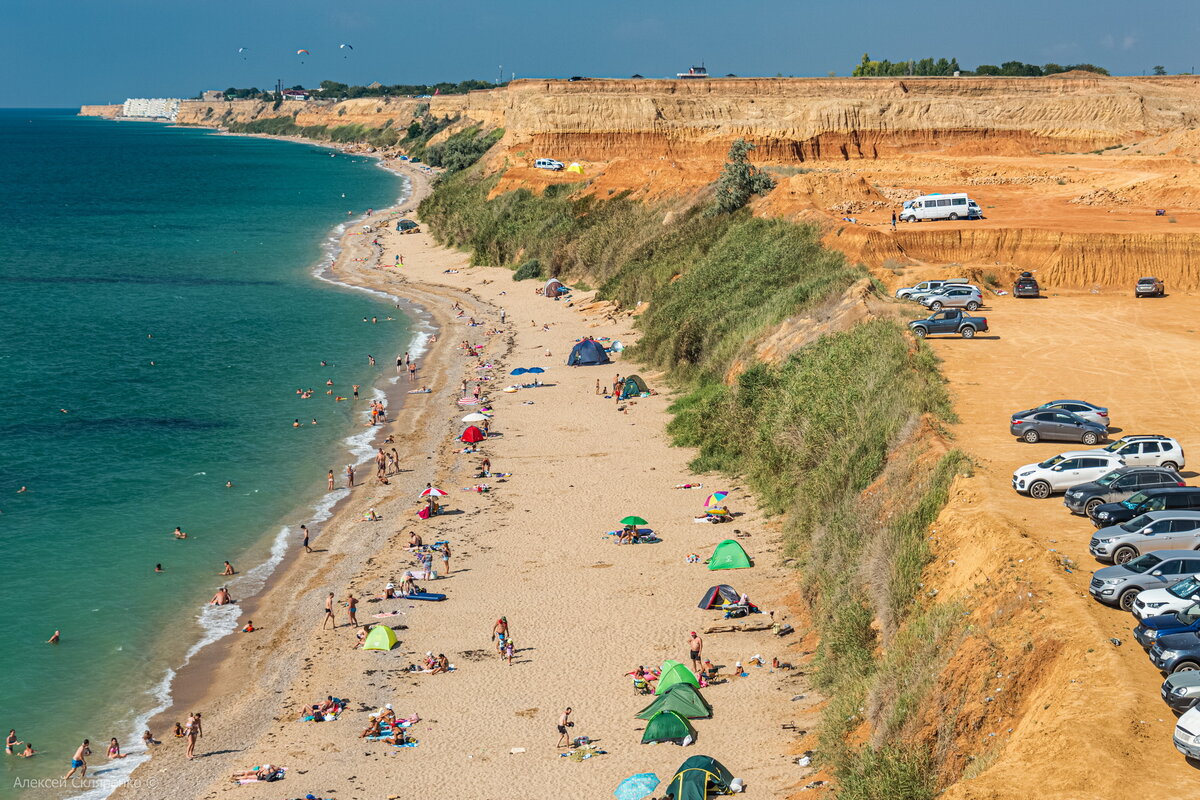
left=301, top=524, right=312, bottom=553
left=323, top=593, right=336, bottom=629
left=500, top=308, right=506, bottom=324
left=345, top=464, right=355, bottom=488
left=688, top=631, right=704, bottom=671
left=439, top=542, right=451, bottom=575
left=183, top=713, right=201, bottom=760
left=556, top=708, right=573, bottom=748
left=352, top=384, right=359, bottom=399
left=347, top=592, right=359, bottom=627
left=327, top=470, right=335, bottom=490
left=407, top=362, right=416, bottom=383
left=64, top=739, right=89, bottom=778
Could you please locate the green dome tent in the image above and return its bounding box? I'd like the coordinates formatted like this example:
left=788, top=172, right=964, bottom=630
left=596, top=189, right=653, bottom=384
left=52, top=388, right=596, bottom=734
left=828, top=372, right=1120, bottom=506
left=636, top=683, right=712, bottom=720
left=655, top=660, right=700, bottom=695
left=619, top=374, right=650, bottom=400
left=363, top=625, right=399, bottom=651
left=642, top=709, right=695, bottom=744
left=665, top=755, right=735, bottom=800
left=707, top=539, right=752, bottom=570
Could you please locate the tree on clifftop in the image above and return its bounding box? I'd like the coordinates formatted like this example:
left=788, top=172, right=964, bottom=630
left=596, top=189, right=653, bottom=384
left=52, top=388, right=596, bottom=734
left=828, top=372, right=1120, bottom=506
left=712, top=139, right=776, bottom=215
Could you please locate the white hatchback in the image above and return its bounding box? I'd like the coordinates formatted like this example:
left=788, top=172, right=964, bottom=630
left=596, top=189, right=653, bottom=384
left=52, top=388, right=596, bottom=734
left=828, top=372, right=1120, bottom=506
left=1133, top=575, right=1200, bottom=621
left=1098, top=435, right=1187, bottom=471
left=1012, top=451, right=1127, bottom=499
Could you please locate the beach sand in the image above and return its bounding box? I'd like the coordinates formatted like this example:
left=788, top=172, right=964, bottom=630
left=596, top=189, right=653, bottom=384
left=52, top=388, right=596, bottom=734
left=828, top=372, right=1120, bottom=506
left=109, top=162, right=816, bottom=800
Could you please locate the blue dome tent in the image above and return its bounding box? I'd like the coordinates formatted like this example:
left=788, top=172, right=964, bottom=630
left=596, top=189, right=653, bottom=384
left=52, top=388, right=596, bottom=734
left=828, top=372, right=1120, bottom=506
left=567, top=338, right=611, bottom=366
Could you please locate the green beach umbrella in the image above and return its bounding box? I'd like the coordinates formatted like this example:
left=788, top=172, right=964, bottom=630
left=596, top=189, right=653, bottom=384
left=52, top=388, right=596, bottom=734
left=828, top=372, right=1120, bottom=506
left=620, top=515, right=649, bottom=526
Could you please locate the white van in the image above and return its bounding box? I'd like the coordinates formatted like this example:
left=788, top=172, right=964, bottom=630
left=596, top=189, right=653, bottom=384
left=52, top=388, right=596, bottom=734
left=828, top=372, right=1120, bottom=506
left=900, top=193, right=982, bottom=222
left=534, top=158, right=565, bottom=171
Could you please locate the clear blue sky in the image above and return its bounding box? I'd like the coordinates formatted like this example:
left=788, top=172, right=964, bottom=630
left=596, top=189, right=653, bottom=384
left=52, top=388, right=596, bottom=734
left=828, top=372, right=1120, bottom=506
left=3, top=0, right=1198, bottom=106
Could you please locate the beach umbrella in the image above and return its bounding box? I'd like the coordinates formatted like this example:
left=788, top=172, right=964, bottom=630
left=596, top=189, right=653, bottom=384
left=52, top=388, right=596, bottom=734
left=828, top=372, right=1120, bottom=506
left=510, top=368, right=528, bottom=376
left=704, top=491, right=729, bottom=508
left=420, top=487, right=448, bottom=498
left=526, top=367, right=545, bottom=374
left=613, top=773, right=660, bottom=800
left=620, top=515, right=649, bottom=526
left=461, top=412, right=490, bottom=423
left=460, top=426, right=486, bottom=444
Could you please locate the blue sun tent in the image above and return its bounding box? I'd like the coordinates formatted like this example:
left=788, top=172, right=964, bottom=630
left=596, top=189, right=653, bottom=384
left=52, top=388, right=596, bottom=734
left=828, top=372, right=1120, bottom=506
left=567, top=339, right=611, bottom=366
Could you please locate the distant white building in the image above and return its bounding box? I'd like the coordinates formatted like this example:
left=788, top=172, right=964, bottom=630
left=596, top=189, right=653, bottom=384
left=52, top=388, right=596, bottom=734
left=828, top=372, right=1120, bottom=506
left=121, top=98, right=181, bottom=120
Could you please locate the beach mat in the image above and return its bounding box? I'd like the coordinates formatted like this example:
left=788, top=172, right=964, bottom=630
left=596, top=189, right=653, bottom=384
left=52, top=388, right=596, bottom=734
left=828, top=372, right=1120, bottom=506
left=404, top=592, right=446, bottom=602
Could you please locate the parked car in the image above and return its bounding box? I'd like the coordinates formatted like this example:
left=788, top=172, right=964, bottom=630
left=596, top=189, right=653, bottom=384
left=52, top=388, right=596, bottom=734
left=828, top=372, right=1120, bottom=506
left=1134, top=575, right=1200, bottom=621
left=1136, top=276, right=1165, bottom=298
left=1173, top=703, right=1200, bottom=758
left=921, top=286, right=983, bottom=311
left=1035, top=399, right=1110, bottom=428
left=1089, top=550, right=1200, bottom=611
left=895, top=279, right=968, bottom=300
left=1135, top=603, right=1200, bottom=649
left=1012, top=451, right=1125, bottom=499
left=1010, top=408, right=1107, bottom=445
left=1014, top=272, right=1040, bottom=298
left=908, top=309, right=988, bottom=339
left=1152, top=631, right=1200, bottom=674
left=1090, top=511, right=1200, bottom=564
left=534, top=158, right=565, bottom=171
left=1098, top=435, right=1186, bottom=471
left=1162, top=671, right=1200, bottom=712
left=1064, top=466, right=1185, bottom=516
left=907, top=284, right=979, bottom=304
left=1091, top=487, right=1200, bottom=528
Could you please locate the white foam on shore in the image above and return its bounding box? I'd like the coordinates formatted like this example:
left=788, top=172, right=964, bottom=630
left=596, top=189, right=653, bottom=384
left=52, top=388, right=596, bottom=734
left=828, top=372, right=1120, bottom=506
left=72, top=166, right=419, bottom=800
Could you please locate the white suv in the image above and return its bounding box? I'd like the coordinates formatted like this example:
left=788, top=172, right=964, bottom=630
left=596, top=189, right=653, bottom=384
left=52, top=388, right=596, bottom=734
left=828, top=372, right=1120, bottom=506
left=1134, top=575, right=1200, bottom=621
left=1098, top=435, right=1186, bottom=471
left=1012, top=451, right=1127, bottom=499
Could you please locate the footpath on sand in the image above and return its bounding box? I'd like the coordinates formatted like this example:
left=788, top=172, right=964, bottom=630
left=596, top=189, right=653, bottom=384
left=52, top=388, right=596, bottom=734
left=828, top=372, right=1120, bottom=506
left=111, top=161, right=817, bottom=800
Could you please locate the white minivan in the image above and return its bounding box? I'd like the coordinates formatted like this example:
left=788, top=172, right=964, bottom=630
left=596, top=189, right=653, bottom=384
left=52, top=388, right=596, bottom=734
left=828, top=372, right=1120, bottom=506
left=534, top=158, right=565, bottom=171
left=900, top=193, right=982, bottom=222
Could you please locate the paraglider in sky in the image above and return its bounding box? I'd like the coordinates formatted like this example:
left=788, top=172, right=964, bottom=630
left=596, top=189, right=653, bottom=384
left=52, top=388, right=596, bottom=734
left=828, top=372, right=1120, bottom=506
left=296, top=48, right=310, bottom=64
left=238, top=47, right=248, bottom=60
left=340, top=43, right=353, bottom=58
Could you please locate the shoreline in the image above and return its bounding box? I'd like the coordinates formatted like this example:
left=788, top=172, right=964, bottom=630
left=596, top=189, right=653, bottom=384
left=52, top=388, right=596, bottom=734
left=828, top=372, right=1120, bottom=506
left=109, top=156, right=815, bottom=800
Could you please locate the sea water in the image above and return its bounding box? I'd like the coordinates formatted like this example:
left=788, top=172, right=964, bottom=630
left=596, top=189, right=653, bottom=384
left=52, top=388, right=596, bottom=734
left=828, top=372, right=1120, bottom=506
left=0, top=109, right=414, bottom=796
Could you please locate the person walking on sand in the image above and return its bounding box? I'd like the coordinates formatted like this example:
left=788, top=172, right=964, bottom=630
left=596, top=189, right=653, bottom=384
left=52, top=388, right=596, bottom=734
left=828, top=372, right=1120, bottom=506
left=64, top=739, right=89, bottom=778
left=556, top=708, right=573, bottom=748
left=492, top=616, right=509, bottom=655
left=688, top=631, right=704, bottom=671
left=327, top=470, right=335, bottom=491
left=323, top=592, right=337, bottom=629
left=345, top=464, right=355, bottom=489
left=347, top=592, right=359, bottom=626
left=891, top=210, right=897, bottom=229
left=301, top=524, right=312, bottom=553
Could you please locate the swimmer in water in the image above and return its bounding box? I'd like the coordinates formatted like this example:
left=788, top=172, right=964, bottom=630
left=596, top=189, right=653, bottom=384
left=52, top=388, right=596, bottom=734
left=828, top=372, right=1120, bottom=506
left=174, top=527, right=187, bottom=539
left=221, top=561, right=235, bottom=576
left=155, top=564, right=163, bottom=573
left=225, top=481, right=233, bottom=488
left=17, top=487, right=27, bottom=493
left=47, top=630, right=60, bottom=644
left=293, top=419, right=301, bottom=428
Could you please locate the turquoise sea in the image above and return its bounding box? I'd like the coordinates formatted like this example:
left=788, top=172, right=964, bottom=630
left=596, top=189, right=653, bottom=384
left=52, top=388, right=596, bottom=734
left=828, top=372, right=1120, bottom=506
left=0, top=109, right=413, bottom=796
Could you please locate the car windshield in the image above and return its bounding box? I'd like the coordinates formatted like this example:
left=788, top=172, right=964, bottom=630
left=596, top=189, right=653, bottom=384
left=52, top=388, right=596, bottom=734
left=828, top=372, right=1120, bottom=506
left=1124, top=553, right=1162, bottom=573
left=1176, top=604, right=1200, bottom=625
left=1100, top=441, right=1126, bottom=453
left=1095, top=471, right=1123, bottom=487
left=1037, top=455, right=1066, bottom=469
left=1122, top=492, right=1150, bottom=508
left=1120, top=514, right=1154, bottom=532
left=1170, top=577, right=1200, bottom=599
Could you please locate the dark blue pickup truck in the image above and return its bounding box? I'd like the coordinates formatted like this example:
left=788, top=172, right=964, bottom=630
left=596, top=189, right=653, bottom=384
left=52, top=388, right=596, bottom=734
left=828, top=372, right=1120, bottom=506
left=908, top=309, right=989, bottom=338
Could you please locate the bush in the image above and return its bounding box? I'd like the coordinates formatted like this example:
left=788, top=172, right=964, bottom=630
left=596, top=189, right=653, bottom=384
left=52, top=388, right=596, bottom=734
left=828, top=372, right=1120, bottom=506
left=712, top=139, right=776, bottom=215
left=513, top=259, right=542, bottom=281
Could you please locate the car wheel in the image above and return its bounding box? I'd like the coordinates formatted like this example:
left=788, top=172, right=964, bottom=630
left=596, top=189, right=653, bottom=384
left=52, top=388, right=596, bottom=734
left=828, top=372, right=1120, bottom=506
left=1028, top=480, right=1051, bottom=499
left=1084, top=498, right=1103, bottom=515
left=1081, top=431, right=1099, bottom=446
left=961, top=327, right=976, bottom=339
left=949, top=213, right=959, bottom=220
left=1118, top=588, right=1140, bottom=612
left=912, top=326, right=927, bottom=338
left=966, top=301, right=980, bottom=311
left=929, top=301, right=943, bottom=310
left=1163, top=461, right=1179, bottom=471
left=1174, top=661, right=1200, bottom=673
left=1022, top=429, right=1040, bottom=443
left=1114, top=545, right=1138, bottom=565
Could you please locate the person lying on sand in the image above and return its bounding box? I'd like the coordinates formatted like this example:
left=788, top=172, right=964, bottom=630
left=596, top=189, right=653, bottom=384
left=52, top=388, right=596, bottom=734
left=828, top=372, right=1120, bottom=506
left=229, top=765, right=280, bottom=783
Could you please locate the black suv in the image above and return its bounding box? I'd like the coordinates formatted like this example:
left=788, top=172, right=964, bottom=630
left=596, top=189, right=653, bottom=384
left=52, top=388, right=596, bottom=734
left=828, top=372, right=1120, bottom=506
left=1064, top=466, right=1185, bottom=517
left=1014, top=272, right=1040, bottom=298
left=1091, top=486, right=1200, bottom=528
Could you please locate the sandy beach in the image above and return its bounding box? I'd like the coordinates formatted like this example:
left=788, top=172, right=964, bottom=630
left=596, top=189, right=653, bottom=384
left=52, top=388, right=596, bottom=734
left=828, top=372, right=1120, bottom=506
left=108, top=160, right=814, bottom=800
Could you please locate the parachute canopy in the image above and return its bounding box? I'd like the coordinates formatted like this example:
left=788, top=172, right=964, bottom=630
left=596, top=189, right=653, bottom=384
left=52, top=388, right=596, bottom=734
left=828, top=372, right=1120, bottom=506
left=340, top=43, right=353, bottom=49
left=296, top=49, right=310, bottom=55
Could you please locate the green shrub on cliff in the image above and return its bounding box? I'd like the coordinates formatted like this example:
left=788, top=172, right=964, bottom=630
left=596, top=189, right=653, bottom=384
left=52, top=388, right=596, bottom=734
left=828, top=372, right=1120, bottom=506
left=711, top=139, right=776, bottom=214
left=513, top=259, right=542, bottom=281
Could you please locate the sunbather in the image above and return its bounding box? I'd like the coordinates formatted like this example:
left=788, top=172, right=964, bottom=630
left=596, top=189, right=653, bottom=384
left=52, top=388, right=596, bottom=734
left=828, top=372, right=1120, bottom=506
left=229, top=765, right=279, bottom=782
left=359, top=715, right=382, bottom=738
left=430, top=653, right=450, bottom=674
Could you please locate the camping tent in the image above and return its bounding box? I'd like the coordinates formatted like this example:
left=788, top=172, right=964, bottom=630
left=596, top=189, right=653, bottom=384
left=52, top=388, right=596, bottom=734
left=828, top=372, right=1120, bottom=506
left=566, top=162, right=584, bottom=174
left=697, top=585, right=741, bottom=610
left=460, top=425, right=486, bottom=443
left=363, top=625, right=399, bottom=651
left=636, top=683, right=712, bottom=720
left=664, top=755, right=735, bottom=800
left=545, top=277, right=565, bottom=298
left=708, top=540, right=752, bottom=571
left=567, top=339, right=611, bottom=366
left=619, top=374, right=650, bottom=400
left=656, top=660, right=700, bottom=695
left=642, top=709, right=695, bottom=744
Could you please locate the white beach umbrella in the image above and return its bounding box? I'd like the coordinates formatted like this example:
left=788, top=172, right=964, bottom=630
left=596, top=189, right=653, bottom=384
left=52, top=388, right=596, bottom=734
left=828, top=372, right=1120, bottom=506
left=461, top=412, right=490, bottom=423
